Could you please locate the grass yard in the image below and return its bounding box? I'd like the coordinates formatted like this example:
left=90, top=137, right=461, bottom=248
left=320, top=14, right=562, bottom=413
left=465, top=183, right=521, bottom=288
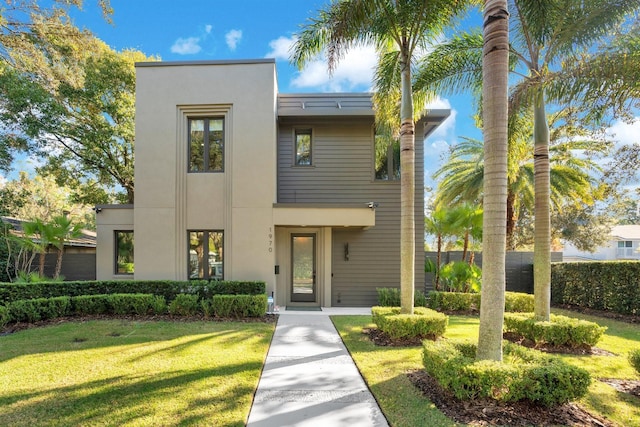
left=0, top=320, right=274, bottom=427
left=332, top=311, right=640, bottom=427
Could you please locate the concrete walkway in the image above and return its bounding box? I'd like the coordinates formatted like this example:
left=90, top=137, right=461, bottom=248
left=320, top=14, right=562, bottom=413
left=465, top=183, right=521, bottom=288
left=246, top=308, right=389, bottom=427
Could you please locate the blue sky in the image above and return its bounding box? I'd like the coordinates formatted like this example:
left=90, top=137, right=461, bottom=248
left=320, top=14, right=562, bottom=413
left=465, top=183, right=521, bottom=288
left=4, top=1, right=639, bottom=193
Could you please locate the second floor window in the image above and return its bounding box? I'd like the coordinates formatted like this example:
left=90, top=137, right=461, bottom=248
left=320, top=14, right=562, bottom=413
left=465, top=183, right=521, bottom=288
left=295, top=129, right=312, bottom=166
left=374, top=133, right=400, bottom=180
left=189, top=117, right=224, bottom=172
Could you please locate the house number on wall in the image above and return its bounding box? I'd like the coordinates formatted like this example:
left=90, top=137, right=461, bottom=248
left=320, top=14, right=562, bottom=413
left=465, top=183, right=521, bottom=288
left=268, top=227, right=273, bottom=252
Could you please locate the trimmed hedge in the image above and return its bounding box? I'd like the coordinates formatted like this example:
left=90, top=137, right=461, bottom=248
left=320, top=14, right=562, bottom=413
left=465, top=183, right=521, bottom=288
left=504, top=313, right=607, bottom=348
left=0, top=293, right=267, bottom=326
left=8, top=296, right=72, bottom=323
left=422, top=340, right=591, bottom=407
left=0, top=280, right=266, bottom=304
left=211, top=294, right=267, bottom=318
left=372, top=306, right=448, bottom=339
left=427, top=291, right=534, bottom=313
left=629, top=349, right=640, bottom=375
left=168, top=294, right=201, bottom=316
left=551, top=261, right=640, bottom=315
left=376, top=288, right=427, bottom=307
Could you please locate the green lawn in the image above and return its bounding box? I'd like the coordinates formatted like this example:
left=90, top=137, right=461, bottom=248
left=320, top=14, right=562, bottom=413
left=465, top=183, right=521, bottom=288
left=0, top=320, right=274, bottom=427
left=332, top=311, right=640, bottom=427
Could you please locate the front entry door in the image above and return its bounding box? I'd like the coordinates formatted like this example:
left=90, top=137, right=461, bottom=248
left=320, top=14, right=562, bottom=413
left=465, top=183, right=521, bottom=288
left=291, top=234, right=316, bottom=302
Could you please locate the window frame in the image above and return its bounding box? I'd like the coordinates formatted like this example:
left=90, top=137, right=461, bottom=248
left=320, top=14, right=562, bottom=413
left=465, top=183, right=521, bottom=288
left=373, top=128, right=400, bottom=181
left=188, top=230, right=224, bottom=280
left=114, top=230, right=134, bottom=275
left=294, top=128, right=313, bottom=166
left=188, top=116, right=225, bottom=173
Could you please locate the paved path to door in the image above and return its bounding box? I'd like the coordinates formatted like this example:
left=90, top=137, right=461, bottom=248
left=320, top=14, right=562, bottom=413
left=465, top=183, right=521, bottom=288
left=246, top=309, right=389, bottom=427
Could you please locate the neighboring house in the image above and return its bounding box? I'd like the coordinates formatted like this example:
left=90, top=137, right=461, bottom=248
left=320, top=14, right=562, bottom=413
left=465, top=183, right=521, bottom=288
left=1, top=216, right=96, bottom=253
left=95, top=59, right=449, bottom=308
left=562, top=224, right=640, bottom=261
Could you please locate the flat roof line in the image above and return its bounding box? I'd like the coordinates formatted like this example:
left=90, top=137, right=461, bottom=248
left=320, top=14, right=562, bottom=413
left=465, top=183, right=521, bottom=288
left=135, top=58, right=276, bottom=68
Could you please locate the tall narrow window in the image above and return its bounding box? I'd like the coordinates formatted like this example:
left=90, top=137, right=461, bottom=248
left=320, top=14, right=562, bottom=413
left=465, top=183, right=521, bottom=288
left=189, top=117, right=224, bottom=172
left=189, top=231, right=224, bottom=280
left=115, top=231, right=134, bottom=274
left=374, top=133, right=400, bottom=180
left=295, top=129, right=312, bottom=166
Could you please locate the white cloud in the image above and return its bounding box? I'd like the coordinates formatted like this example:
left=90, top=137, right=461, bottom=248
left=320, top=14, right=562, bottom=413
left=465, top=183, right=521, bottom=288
left=170, top=37, right=202, bottom=55
left=205, top=24, right=212, bottom=34
left=606, top=118, right=640, bottom=146
left=266, top=36, right=296, bottom=60
left=292, top=45, right=378, bottom=92
left=225, top=29, right=242, bottom=51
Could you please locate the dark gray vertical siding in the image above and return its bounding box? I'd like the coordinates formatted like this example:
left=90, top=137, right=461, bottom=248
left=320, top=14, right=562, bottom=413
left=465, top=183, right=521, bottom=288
left=278, top=117, right=425, bottom=306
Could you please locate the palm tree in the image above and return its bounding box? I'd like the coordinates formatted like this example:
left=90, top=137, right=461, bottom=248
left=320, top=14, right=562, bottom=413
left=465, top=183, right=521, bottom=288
left=416, top=0, right=639, bottom=321
left=477, top=0, right=509, bottom=362
left=291, top=0, right=473, bottom=314
left=48, top=215, right=83, bottom=279
left=22, top=218, right=52, bottom=277
left=434, top=111, right=609, bottom=249
left=424, top=206, right=456, bottom=289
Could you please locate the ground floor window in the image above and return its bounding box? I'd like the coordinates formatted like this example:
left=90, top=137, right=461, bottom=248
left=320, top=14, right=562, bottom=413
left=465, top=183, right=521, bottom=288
left=115, top=231, right=134, bottom=274
left=189, top=230, right=223, bottom=280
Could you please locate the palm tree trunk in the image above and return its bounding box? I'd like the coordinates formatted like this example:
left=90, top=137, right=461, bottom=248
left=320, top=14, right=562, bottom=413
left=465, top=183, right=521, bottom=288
left=477, top=0, right=509, bottom=362
left=54, top=247, right=64, bottom=279
left=399, top=47, right=415, bottom=315
left=533, top=96, right=551, bottom=321
left=435, top=234, right=442, bottom=290
left=38, top=250, right=45, bottom=277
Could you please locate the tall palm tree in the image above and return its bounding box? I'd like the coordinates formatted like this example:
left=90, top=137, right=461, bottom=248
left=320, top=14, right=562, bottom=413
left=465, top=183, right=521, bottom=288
left=477, top=0, right=509, bottom=362
left=415, top=0, right=640, bottom=321
left=434, top=111, right=609, bottom=249
left=291, top=0, right=473, bottom=314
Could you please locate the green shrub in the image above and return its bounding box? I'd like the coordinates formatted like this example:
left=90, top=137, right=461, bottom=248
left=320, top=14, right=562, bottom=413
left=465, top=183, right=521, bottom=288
left=0, top=305, right=8, bottom=328
left=151, top=295, right=167, bottom=314
left=0, top=280, right=266, bottom=305
left=108, top=294, right=157, bottom=315
left=629, top=349, right=640, bottom=375
left=371, top=306, right=448, bottom=339
left=422, top=340, right=591, bottom=406
left=7, top=296, right=72, bottom=323
left=504, top=313, right=607, bottom=348
left=72, top=295, right=110, bottom=315
left=427, top=291, right=481, bottom=312
left=211, top=294, right=267, bottom=318
left=201, top=299, right=214, bottom=317
left=551, top=261, right=640, bottom=315
left=439, top=261, right=481, bottom=292
left=168, top=294, right=201, bottom=316
left=505, top=292, right=534, bottom=312
left=376, top=288, right=427, bottom=307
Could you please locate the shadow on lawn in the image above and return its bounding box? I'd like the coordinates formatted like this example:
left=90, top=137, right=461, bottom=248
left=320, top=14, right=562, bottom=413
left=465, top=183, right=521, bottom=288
left=0, top=363, right=260, bottom=426
left=0, top=319, right=273, bottom=363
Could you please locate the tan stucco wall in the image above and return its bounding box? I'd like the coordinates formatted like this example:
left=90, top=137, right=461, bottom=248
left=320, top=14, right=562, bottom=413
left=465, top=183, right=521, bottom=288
left=95, top=205, right=133, bottom=280
left=133, top=61, right=278, bottom=291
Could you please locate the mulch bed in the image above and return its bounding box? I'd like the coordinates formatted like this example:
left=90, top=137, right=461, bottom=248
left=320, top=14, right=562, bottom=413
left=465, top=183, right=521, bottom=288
left=364, top=327, right=632, bottom=426
left=0, top=313, right=278, bottom=335
left=502, top=332, right=617, bottom=356
left=407, top=370, right=615, bottom=427
left=553, top=304, right=640, bottom=324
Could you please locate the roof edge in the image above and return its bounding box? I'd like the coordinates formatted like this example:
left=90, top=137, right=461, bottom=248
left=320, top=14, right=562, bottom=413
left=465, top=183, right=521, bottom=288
left=136, top=59, right=276, bottom=68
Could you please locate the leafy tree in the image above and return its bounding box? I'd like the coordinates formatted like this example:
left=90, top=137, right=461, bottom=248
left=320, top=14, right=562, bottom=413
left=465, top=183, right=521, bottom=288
left=0, top=172, right=94, bottom=229
left=0, top=1, right=112, bottom=171
left=477, top=0, right=509, bottom=361
left=0, top=41, right=155, bottom=204
left=434, top=110, right=610, bottom=249
left=291, top=0, right=474, bottom=314
left=416, top=0, right=640, bottom=322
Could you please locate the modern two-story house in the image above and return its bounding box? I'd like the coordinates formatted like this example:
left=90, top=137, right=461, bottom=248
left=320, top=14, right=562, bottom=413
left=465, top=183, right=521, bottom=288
left=95, top=59, right=449, bottom=308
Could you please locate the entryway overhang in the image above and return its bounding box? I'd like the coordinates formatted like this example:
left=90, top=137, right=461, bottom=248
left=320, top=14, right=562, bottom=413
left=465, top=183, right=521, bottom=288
left=273, top=203, right=375, bottom=228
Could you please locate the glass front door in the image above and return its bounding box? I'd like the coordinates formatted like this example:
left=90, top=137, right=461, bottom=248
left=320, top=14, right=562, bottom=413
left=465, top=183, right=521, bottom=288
left=291, top=234, right=316, bottom=302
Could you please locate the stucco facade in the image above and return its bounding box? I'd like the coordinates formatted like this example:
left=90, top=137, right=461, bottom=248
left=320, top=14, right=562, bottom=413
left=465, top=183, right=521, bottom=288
left=96, top=59, right=449, bottom=307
